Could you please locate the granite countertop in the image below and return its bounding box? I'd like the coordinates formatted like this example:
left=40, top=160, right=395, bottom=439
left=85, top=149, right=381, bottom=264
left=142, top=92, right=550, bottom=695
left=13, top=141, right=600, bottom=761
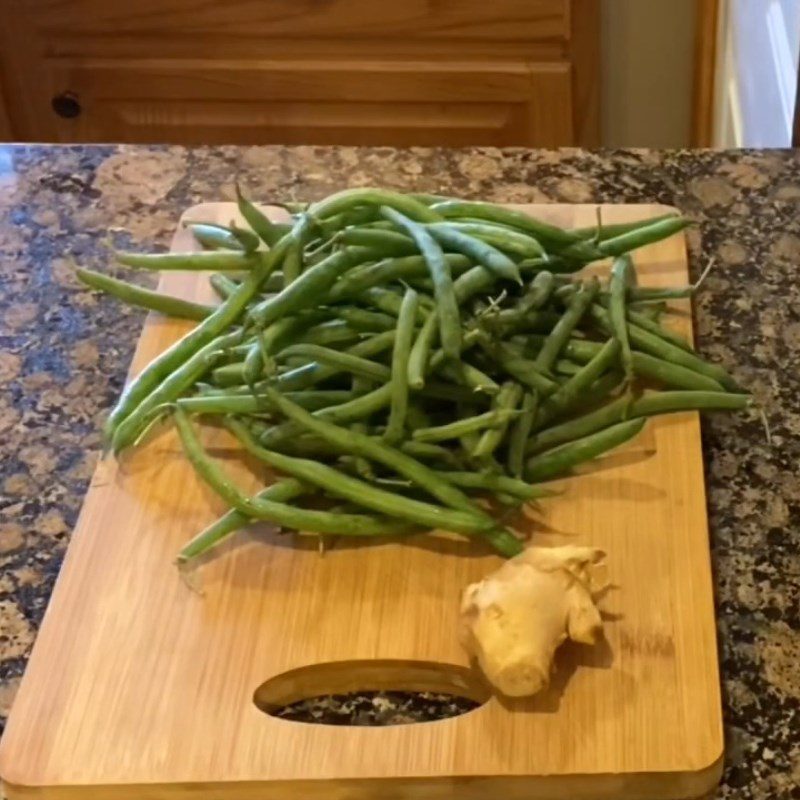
left=0, top=145, right=797, bottom=798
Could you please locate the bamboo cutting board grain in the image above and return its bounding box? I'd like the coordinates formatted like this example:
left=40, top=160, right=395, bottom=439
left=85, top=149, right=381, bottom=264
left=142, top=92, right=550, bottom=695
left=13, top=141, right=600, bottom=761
left=0, top=204, right=724, bottom=800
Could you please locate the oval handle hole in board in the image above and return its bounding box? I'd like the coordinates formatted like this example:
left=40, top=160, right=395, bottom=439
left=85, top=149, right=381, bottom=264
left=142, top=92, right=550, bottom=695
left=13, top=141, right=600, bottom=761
left=253, top=660, right=490, bottom=726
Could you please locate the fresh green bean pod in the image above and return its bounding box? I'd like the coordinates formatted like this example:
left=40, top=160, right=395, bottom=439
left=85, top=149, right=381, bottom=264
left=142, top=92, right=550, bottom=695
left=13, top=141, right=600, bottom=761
left=235, top=184, right=289, bottom=247
left=440, top=221, right=547, bottom=259
left=472, top=382, right=523, bottom=459
left=534, top=277, right=600, bottom=373
left=116, top=250, right=267, bottom=272
left=176, top=479, right=306, bottom=563
left=507, top=391, right=538, bottom=477
left=228, top=420, right=494, bottom=536
left=385, top=288, right=419, bottom=443
left=208, top=273, right=239, bottom=300
left=249, top=246, right=371, bottom=328
left=275, top=344, right=391, bottom=382
left=430, top=201, right=580, bottom=247
left=105, top=233, right=288, bottom=442
left=329, top=254, right=473, bottom=300
left=381, top=206, right=462, bottom=360
left=526, top=390, right=752, bottom=455
left=309, top=188, right=443, bottom=223
left=259, top=387, right=493, bottom=518
left=426, top=223, right=522, bottom=284
left=609, top=255, right=636, bottom=384
left=337, top=228, right=419, bottom=256
left=413, top=409, right=521, bottom=444
left=174, top=408, right=411, bottom=536
left=524, top=418, right=647, bottom=482
left=77, top=268, right=214, bottom=321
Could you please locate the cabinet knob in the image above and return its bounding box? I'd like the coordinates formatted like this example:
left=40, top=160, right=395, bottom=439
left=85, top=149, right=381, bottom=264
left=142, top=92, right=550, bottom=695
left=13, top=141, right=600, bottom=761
left=51, top=92, right=82, bottom=119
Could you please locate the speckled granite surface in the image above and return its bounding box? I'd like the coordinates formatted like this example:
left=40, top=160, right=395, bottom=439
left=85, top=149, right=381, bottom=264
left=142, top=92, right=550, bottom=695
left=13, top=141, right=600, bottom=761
left=0, top=145, right=798, bottom=797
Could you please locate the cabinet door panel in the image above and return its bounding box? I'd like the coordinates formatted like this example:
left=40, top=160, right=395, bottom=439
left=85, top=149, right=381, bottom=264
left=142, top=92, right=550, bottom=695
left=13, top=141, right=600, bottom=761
left=41, top=59, right=573, bottom=147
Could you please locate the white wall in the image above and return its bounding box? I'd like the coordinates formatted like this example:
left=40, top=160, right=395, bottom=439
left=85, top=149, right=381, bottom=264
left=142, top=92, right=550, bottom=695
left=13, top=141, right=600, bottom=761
left=601, top=0, right=695, bottom=147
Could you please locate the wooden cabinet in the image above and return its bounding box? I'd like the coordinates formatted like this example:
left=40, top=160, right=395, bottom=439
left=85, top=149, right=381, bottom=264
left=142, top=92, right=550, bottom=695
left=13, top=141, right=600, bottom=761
left=0, top=0, right=598, bottom=147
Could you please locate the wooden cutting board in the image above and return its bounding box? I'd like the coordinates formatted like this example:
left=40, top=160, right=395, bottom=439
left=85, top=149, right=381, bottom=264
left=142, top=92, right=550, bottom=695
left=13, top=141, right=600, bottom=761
left=0, top=204, right=723, bottom=800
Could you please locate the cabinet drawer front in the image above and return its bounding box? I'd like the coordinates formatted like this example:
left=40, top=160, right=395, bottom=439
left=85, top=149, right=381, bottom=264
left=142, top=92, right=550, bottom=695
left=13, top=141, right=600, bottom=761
left=42, top=59, right=573, bottom=147
left=17, top=0, right=569, bottom=44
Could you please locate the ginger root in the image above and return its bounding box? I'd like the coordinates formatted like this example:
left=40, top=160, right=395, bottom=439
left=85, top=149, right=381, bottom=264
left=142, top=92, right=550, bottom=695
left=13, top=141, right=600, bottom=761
left=459, top=545, right=607, bottom=697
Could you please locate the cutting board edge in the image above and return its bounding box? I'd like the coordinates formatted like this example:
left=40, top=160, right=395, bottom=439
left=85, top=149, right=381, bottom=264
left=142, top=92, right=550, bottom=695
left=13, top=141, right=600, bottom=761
left=2, top=755, right=725, bottom=800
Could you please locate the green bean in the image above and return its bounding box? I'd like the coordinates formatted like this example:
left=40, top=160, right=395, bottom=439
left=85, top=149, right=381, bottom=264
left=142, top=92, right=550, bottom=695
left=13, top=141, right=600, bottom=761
left=385, top=288, right=419, bottom=443
left=282, top=236, right=303, bottom=288
left=430, top=201, right=579, bottom=247
left=116, top=250, right=267, bottom=272
left=243, top=341, right=266, bottom=385
left=410, top=193, right=456, bottom=205
left=235, top=184, right=288, bottom=247
left=438, top=471, right=552, bottom=501
left=260, top=311, right=331, bottom=357
left=440, top=221, right=546, bottom=259
left=337, top=307, right=396, bottom=333
left=176, top=479, right=306, bottom=563
left=174, top=408, right=409, bottom=535
left=186, top=222, right=255, bottom=252
left=258, top=387, right=491, bottom=517
left=487, top=345, right=560, bottom=395
left=439, top=361, right=500, bottom=396
left=112, top=327, right=244, bottom=452
left=295, top=320, right=362, bottom=349
left=479, top=308, right=563, bottom=337
left=309, top=188, right=443, bottom=223
left=105, top=235, right=288, bottom=442
left=329, top=254, right=473, bottom=300
left=77, top=268, right=214, bottom=322
left=507, top=391, right=538, bottom=477
left=426, top=223, right=522, bottom=284
left=569, top=213, right=679, bottom=241
left=315, top=206, right=383, bottom=235
left=526, top=391, right=752, bottom=455
left=348, top=422, right=376, bottom=480
left=229, top=419, right=501, bottom=535
left=599, top=216, right=691, bottom=257
left=400, top=441, right=463, bottom=468
left=625, top=306, right=692, bottom=351
left=629, top=286, right=693, bottom=302
left=178, top=390, right=355, bottom=416
left=589, top=304, right=739, bottom=390
left=473, top=382, right=523, bottom=459
left=408, top=312, right=437, bottom=389
left=630, top=352, right=726, bottom=391
left=247, top=331, right=396, bottom=394
left=260, top=384, right=394, bottom=448
left=413, top=409, right=520, bottom=444
left=517, top=270, right=556, bottom=314
left=381, top=207, right=462, bottom=360
left=535, top=339, right=620, bottom=430
left=209, top=273, right=239, bottom=300
left=276, top=344, right=391, bottom=382
left=534, top=277, right=599, bottom=373
left=524, top=418, right=646, bottom=482
left=360, top=287, right=432, bottom=322
left=609, top=255, right=635, bottom=384
left=249, top=247, right=370, bottom=328
left=337, top=228, right=419, bottom=256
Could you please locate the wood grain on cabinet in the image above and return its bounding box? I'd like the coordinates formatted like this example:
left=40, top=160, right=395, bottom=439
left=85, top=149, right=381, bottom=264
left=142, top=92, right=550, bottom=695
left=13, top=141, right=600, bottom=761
left=692, top=0, right=719, bottom=147
left=0, top=0, right=598, bottom=147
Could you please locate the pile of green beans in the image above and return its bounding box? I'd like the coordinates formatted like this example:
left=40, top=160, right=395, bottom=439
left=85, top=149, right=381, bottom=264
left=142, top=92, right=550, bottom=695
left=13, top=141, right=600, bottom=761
left=82, top=187, right=751, bottom=566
